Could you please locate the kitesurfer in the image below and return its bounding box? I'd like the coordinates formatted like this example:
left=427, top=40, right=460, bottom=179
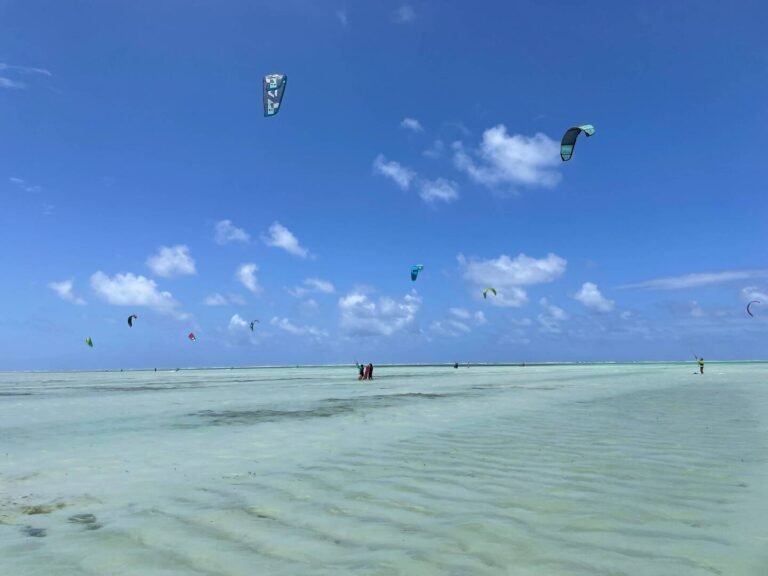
left=698, top=357, right=704, bottom=374
left=357, top=363, right=365, bottom=380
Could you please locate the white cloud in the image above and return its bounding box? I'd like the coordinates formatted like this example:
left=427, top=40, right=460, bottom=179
left=0, top=77, right=25, bottom=89
left=431, top=320, right=471, bottom=337
left=574, top=282, right=614, bottom=312
left=336, top=9, right=348, bottom=26
left=373, top=154, right=416, bottom=190
left=236, top=263, right=262, bottom=294
left=458, top=252, right=567, bottom=307
left=453, top=126, right=561, bottom=190
left=48, top=279, right=86, bottom=305
left=449, top=307, right=470, bottom=320
left=400, top=117, right=423, bottom=132
left=90, top=271, right=185, bottom=317
left=228, top=314, right=249, bottom=332
left=339, top=290, right=421, bottom=336
left=0, top=63, right=51, bottom=76
left=271, top=317, right=328, bottom=339
left=146, top=245, right=196, bottom=278
left=623, top=270, right=768, bottom=290
left=423, top=139, right=445, bottom=159
left=261, top=222, right=310, bottom=258
left=289, top=277, right=336, bottom=298
left=393, top=4, right=416, bottom=23
left=214, top=220, right=250, bottom=245
left=419, top=178, right=459, bottom=203
left=742, top=286, right=767, bottom=303
left=204, top=293, right=244, bottom=306
left=9, top=177, right=41, bottom=192
left=474, top=311, right=487, bottom=325
left=538, top=298, right=569, bottom=333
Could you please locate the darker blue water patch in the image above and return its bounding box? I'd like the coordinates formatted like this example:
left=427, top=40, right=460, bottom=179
left=21, top=525, right=46, bottom=538
left=0, top=392, right=33, bottom=396
left=188, top=391, right=465, bottom=427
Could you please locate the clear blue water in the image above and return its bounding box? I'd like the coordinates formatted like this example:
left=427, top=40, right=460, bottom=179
left=2, top=364, right=767, bottom=575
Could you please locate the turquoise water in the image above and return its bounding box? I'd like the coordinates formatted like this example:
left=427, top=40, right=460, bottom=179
left=2, top=364, right=767, bottom=575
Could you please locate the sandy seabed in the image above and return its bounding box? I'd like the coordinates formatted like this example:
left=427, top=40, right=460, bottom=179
left=1, top=364, right=767, bottom=575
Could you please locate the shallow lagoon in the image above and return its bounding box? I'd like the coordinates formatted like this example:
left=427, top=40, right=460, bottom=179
left=2, top=364, right=767, bottom=575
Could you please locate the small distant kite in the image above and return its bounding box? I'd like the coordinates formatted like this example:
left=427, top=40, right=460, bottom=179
left=250, top=320, right=260, bottom=331
left=747, top=300, right=761, bottom=317
left=188, top=332, right=197, bottom=342
left=483, top=287, right=497, bottom=299
left=127, top=314, right=138, bottom=327
left=85, top=337, right=93, bottom=347
left=263, top=73, right=287, bottom=117
left=561, top=124, right=595, bottom=161
left=411, top=265, right=424, bottom=281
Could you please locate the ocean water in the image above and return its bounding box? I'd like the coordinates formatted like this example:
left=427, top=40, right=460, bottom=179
left=1, top=364, right=767, bottom=575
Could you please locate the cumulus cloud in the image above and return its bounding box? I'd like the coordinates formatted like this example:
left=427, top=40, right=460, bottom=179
left=48, top=279, right=86, bottom=305
left=271, top=317, right=328, bottom=339
left=9, top=177, right=41, bottom=193
left=261, top=222, right=310, bottom=258
left=339, top=290, right=421, bottom=336
left=90, top=272, right=184, bottom=317
left=228, top=314, right=249, bottom=332
left=204, top=293, right=245, bottom=306
left=289, top=277, right=336, bottom=298
left=146, top=245, right=196, bottom=278
left=373, top=154, right=416, bottom=190
left=419, top=178, right=459, bottom=203
left=214, top=220, right=250, bottom=245
left=458, top=252, right=567, bottom=307
left=393, top=5, right=416, bottom=23
left=453, top=126, right=561, bottom=190
left=574, top=282, right=614, bottom=312
left=236, top=263, right=262, bottom=294
left=400, top=117, right=423, bottom=132
left=742, top=286, right=768, bottom=302
left=622, top=270, right=768, bottom=290
left=538, top=298, right=569, bottom=333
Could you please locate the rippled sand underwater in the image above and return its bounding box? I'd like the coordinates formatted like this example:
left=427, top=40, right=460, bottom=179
left=2, top=364, right=768, bottom=575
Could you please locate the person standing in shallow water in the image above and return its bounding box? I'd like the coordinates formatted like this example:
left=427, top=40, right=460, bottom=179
left=698, top=357, right=704, bottom=374
left=367, top=363, right=374, bottom=380
left=357, top=363, right=365, bottom=380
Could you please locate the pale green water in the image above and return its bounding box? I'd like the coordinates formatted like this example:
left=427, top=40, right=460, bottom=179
left=1, top=364, right=767, bottom=575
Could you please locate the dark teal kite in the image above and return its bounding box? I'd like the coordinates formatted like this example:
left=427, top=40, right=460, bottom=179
left=560, top=124, right=595, bottom=161
left=411, top=265, right=424, bottom=281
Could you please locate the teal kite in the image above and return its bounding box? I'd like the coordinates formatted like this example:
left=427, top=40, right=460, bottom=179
left=560, top=124, right=595, bottom=161
left=263, top=73, right=287, bottom=117
left=483, top=287, right=497, bottom=299
left=85, top=336, right=93, bottom=347
left=411, top=265, right=424, bottom=281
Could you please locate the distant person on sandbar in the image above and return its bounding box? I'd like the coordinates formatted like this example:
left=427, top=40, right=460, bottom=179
left=698, top=357, right=704, bottom=374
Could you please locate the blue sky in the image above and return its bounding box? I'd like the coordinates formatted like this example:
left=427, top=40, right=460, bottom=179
left=1, top=0, right=767, bottom=370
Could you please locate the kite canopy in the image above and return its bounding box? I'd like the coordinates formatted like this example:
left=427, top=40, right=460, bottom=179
left=263, top=73, right=287, bottom=117
left=188, top=332, right=196, bottom=342
left=250, top=320, right=260, bottom=331
left=410, top=265, right=424, bottom=282
left=127, top=314, right=138, bottom=327
left=85, top=337, right=93, bottom=347
left=483, top=287, right=497, bottom=299
left=560, top=124, right=595, bottom=161
left=747, top=300, right=761, bottom=317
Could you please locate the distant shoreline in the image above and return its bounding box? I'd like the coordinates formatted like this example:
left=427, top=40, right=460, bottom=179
left=3, top=360, right=767, bottom=374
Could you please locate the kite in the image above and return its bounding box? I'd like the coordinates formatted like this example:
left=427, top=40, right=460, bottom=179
left=127, top=314, right=138, bottom=327
left=747, top=300, right=761, bottom=317
left=250, top=320, right=260, bottom=331
left=483, top=287, right=497, bottom=299
left=263, top=73, right=287, bottom=117
left=410, top=265, right=424, bottom=281
left=560, top=124, right=595, bottom=161
left=85, top=337, right=93, bottom=347
left=188, top=332, right=197, bottom=342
